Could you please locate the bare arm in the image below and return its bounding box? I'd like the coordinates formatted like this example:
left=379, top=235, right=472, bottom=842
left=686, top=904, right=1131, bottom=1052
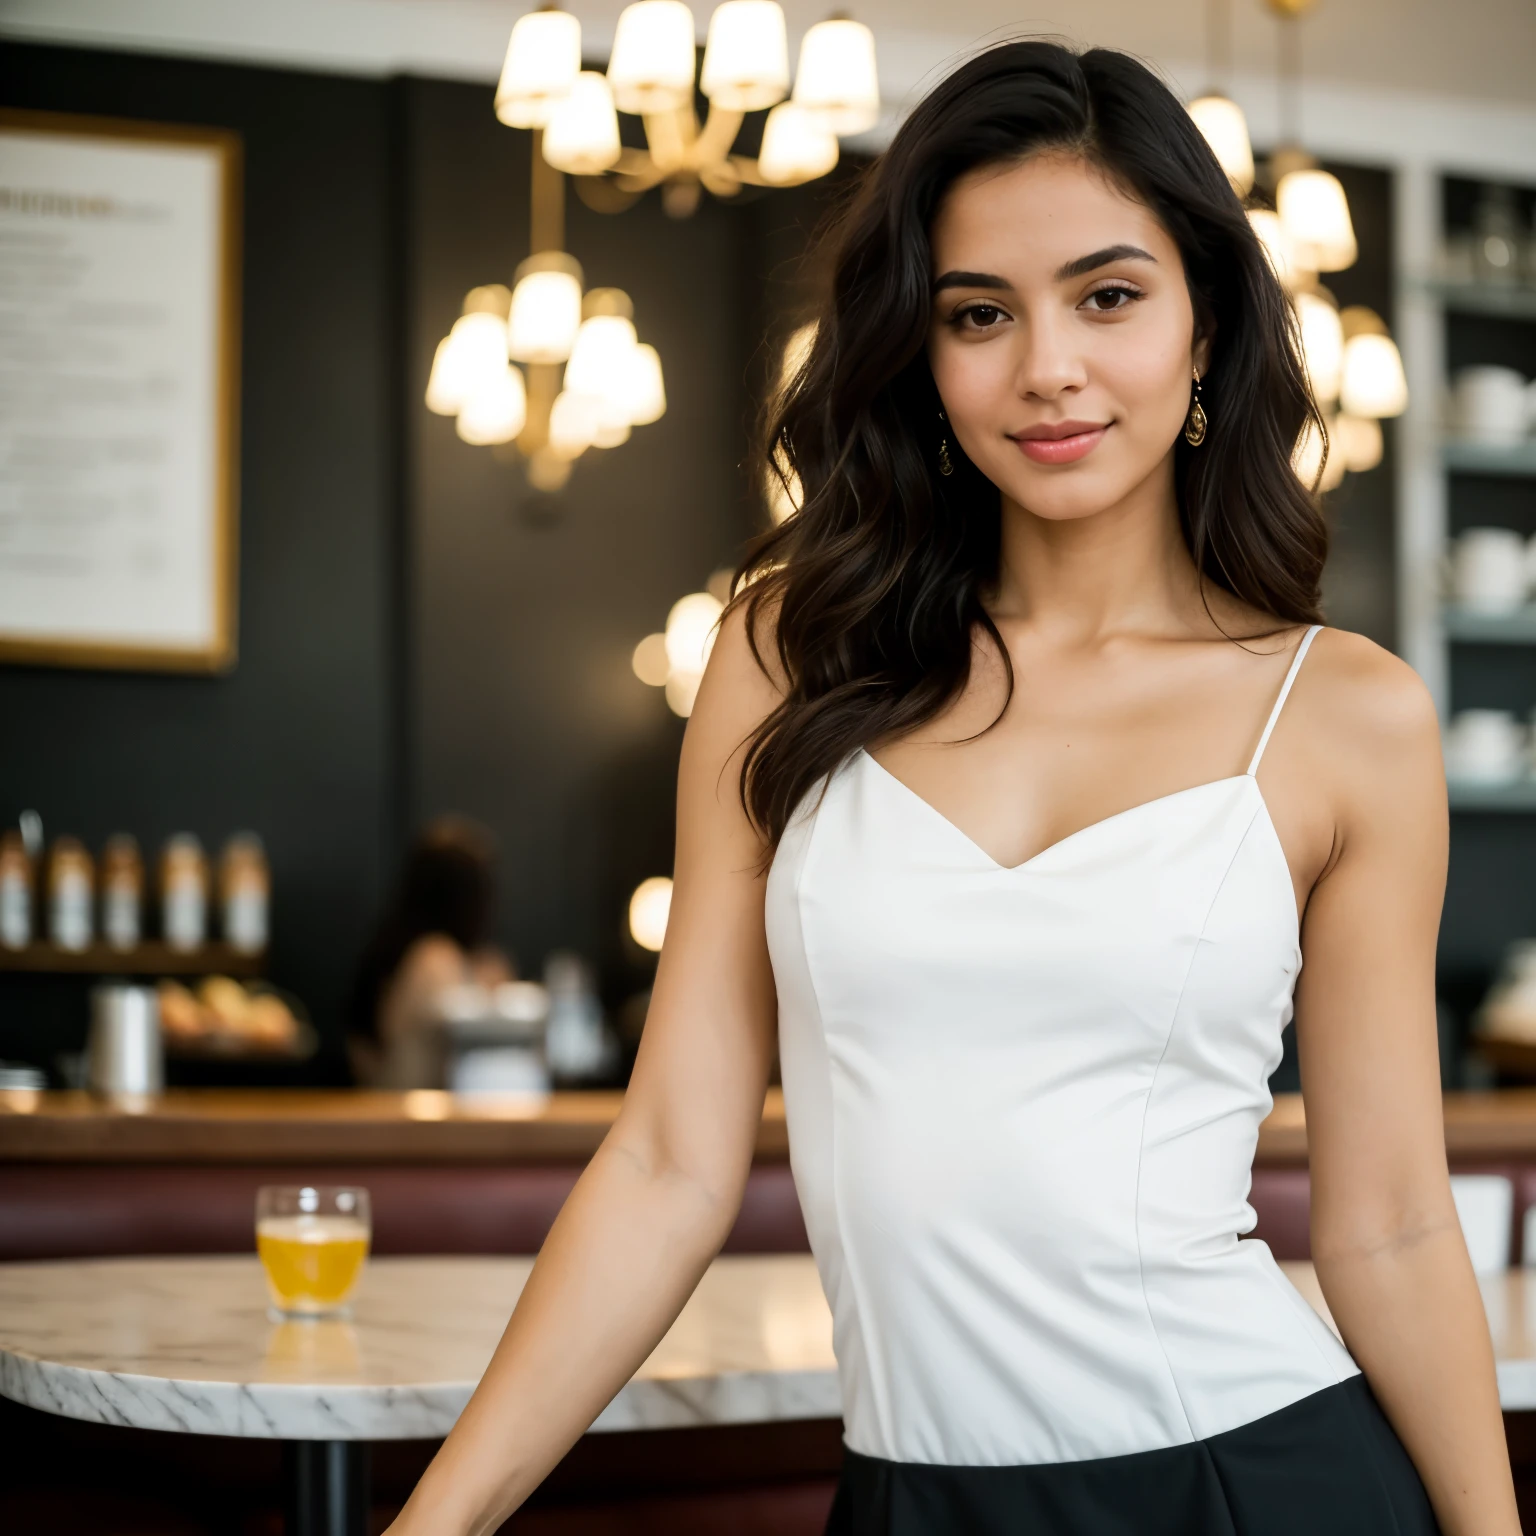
left=385, top=605, right=784, bottom=1536
left=1291, top=635, right=1518, bottom=1535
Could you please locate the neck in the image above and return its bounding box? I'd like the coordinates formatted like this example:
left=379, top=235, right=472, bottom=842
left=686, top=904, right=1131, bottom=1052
left=988, top=453, right=1207, bottom=643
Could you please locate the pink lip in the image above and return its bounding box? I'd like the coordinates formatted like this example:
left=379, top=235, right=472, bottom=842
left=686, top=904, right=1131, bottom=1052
left=1011, top=421, right=1109, bottom=465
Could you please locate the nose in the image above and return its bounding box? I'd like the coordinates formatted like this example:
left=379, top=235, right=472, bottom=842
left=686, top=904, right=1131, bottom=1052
left=1013, top=307, right=1088, bottom=401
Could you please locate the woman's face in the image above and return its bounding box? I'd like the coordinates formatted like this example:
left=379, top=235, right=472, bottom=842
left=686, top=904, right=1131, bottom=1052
left=926, top=152, right=1205, bottom=523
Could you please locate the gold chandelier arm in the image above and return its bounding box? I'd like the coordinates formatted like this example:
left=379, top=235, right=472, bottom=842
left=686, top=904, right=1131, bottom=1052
left=612, top=152, right=675, bottom=194
left=698, top=160, right=743, bottom=198
left=641, top=107, right=695, bottom=174
left=690, top=103, right=745, bottom=170
left=516, top=361, right=561, bottom=456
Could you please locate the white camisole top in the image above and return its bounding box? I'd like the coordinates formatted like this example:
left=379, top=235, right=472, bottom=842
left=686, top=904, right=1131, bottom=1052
left=764, top=623, right=1358, bottom=1469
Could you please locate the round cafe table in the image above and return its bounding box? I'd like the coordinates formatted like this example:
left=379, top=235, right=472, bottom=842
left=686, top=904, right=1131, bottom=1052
left=3, top=1255, right=1536, bottom=1532
left=0, top=1253, right=839, bottom=1536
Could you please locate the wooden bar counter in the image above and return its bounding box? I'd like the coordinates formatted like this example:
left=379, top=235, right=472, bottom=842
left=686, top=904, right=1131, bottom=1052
left=0, top=1087, right=790, bottom=1165
left=5, top=1086, right=1536, bottom=1166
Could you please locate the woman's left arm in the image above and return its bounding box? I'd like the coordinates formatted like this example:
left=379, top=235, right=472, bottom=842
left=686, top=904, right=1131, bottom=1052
left=1294, top=639, right=1519, bottom=1536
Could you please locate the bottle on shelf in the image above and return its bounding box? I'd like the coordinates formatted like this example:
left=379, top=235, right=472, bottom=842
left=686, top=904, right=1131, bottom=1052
left=100, top=834, right=144, bottom=952
left=220, top=833, right=269, bottom=955
left=1472, top=185, right=1522, bottom=289
left=160, top=834, right=208, bottom=953
left=48, top=836, right=94, bottom=953
left=0, top=829, right=33, bottom=950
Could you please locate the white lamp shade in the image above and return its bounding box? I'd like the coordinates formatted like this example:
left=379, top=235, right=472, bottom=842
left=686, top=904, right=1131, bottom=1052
left=665, top=590, right=724, bottom=674
left=792, top=19, right=879, bottom=136
left=701, top=0, right=788, bottom=111
left=425, top=338, right=461, bottom=415
left=628, top=876, right=673, bottom=951
left=543, top=71, right=623, bottom=175
left=548, top=389, right=602, bottom=458
left=1247, top=209, right=1307, bottom=291
left=427, top=312, right=509, bottom=415
left=757, top=101, right=838, bottom=186
left=617, top=342, right=666, bottom=425
left=631, top=632, right=671, bottom=686
left=564, top=314, right=640, bottom=395
left=608, top=1, right=698, bottom=115
left=508, top=268, right=584, bottom=364
left=495, top=9, right=582, bottom=129
left=1187, top=94, right=1253, bottom=196
left=1295, top=290, right=1344, bottom=406
left=455, top=365, right=528, bottom=445
left=1334, top=412, right=1384, bottom=473
left=1278, top=168, right=1357, bottom=273
left=1340, top=332, right=1408, bottom=419
left=591, top=415, right=632, bottom=448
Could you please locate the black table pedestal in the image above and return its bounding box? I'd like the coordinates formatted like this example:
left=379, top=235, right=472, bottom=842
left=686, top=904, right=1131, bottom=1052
left=283, top=1440, right=370, bottom=1536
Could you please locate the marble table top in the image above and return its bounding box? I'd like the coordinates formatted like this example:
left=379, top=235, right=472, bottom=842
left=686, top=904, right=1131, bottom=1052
left=2, top=1254, right=1534, bottom=1441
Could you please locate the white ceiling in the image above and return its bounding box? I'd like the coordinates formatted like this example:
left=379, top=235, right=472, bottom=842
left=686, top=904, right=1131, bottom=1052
left=1, top=0, right=1531, bottom=107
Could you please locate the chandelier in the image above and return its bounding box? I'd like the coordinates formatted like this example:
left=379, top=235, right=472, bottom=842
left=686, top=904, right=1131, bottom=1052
left=1187, top=0, right=1408, bottom=489
left=496, top=2, right=881, bottom=219
left=424, top=70, right=667, bottom=491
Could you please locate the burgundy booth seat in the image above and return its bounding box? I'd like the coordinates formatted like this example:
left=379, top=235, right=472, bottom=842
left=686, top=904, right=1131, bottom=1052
left=0, top=1162, right=808, bottom=1263
left=3, top=1160, right=1530, bottom=1266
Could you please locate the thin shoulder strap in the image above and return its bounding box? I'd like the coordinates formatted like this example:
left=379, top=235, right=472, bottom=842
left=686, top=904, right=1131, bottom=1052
left=1246, top=624, right=1324, bottom=777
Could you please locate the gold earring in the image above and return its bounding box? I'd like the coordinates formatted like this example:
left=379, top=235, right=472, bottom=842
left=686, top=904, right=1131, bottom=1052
left=937, top=410, right=955, bottom=476
left=1184, top=365, right=1208, bottom=447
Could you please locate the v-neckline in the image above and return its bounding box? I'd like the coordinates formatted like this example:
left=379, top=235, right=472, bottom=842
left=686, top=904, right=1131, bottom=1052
left=858, top=747, right=1257, bottom=875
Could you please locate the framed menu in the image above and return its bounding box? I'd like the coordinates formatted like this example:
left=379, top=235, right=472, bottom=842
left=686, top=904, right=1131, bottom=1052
left=0, top=109, right=241, bottom=671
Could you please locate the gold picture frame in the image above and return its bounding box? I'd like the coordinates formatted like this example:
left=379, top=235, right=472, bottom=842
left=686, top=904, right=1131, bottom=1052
left=0, top=108, right=242, bottom=672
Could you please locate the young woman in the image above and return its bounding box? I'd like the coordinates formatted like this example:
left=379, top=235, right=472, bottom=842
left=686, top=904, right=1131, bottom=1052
left=387, top=41, right=1518, bottom=1536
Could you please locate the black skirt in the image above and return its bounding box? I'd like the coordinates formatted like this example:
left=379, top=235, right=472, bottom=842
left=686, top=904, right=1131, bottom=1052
left=824, top=1376, right=1440, bottom=1535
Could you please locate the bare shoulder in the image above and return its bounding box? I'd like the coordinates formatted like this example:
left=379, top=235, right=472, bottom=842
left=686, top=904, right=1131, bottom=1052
left=685, top=587, right=789, bottom=754
left=1297, top=626, right=1440, bottom=761
left=1291, top=627, right=1445, bottom=844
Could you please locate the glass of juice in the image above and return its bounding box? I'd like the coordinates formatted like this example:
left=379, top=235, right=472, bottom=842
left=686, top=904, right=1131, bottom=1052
left=255, top=1185, right=371, bottom=1319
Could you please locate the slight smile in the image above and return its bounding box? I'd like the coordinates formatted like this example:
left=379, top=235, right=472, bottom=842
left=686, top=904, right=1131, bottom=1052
left=1009, top=420, right=1110, bottom=465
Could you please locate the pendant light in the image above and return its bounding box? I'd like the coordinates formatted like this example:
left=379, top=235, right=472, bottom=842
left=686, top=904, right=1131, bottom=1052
left=542, top=72, right=623, bottom=176
left=495, top=8, right=582, bottom=128
left=1187, top=0, right=1253, bottom=195
left=792, top=18, right=881, bottom=136
left=758, top=101, right=839, bottom=186
left=507, top=252, right=584, bottom=364
left=700, top=0, right=790, bottom=112
left=1338, top=307, right=1408, bottom=420
left=1277, top=166, right=1357, bottom=272
left=607, top=0, right=698, bottom=114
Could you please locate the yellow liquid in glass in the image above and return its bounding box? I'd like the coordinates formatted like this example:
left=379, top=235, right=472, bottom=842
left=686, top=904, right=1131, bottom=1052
left=257, top=1214, right=370, bottom=1314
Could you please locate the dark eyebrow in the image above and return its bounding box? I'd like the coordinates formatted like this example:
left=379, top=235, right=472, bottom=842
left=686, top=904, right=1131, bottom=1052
left=1053, top=244, right=1156, bottom=280
left=931, top=269, right=1010, bottom=294
left=931, top=244, right=1157, bottom=297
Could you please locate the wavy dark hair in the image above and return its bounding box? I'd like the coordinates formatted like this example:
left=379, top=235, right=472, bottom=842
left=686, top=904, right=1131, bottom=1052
left=730, top=39, right=1327, bottom=850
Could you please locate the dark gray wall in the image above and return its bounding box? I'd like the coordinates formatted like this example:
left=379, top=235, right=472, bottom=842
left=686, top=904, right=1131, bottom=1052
left=0, top=44, right=400, bottom=1075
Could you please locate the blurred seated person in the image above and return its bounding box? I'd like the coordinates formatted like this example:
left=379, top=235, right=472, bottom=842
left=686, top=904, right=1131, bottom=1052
left=348, top=816, right=513, bottom=1087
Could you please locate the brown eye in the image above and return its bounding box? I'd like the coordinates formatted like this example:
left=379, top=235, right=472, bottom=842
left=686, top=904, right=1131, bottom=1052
left=958, top=303, right=1005, bottom=329
left=1086, top=286, right=1139, bottom=312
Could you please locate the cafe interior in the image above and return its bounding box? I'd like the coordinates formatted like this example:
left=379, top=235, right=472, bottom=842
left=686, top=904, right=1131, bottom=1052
left=1, top=0, right=1535, bottom=1530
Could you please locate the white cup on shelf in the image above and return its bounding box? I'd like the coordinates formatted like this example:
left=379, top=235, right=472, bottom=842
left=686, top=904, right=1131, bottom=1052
left=1445, top=709, right=1526, bottom=785
left=1452, top=366, right=1529, bottom=447
left=1451, top=526, right=1529, bottom=614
